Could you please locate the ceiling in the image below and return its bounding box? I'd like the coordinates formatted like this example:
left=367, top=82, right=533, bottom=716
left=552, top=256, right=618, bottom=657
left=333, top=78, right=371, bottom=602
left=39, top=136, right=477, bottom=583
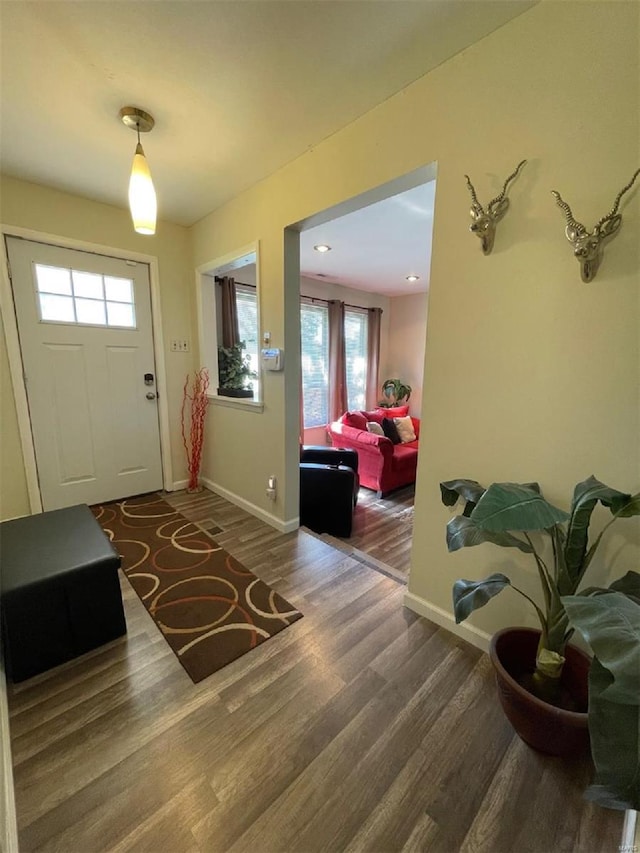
left=300, top=180, right=436, bottom=296
left=1, top=1, right=536, bottom=230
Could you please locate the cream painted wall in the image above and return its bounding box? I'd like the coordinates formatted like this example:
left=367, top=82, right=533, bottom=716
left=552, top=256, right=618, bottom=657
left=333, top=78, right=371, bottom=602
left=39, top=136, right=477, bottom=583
left=386, top=291, right=428, bottom=417
left=0, top=176, right=194, bottom=520
left=300, top=275, right=390, bottom=445
left=191, top=0, right=639, bottom=635
left=0, top=321, right=29, bottom=519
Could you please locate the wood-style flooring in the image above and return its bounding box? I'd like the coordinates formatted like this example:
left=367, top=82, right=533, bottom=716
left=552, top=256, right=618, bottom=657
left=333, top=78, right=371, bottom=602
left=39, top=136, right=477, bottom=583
left=7, top=488, right=623, bottom=852
left=341, top=484, right=415, bottom=579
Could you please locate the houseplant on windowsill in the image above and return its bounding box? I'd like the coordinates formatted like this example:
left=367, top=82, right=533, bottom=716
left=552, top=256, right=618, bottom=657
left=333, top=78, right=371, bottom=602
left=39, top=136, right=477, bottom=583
left=378, top=378, right=412, bottom=408
left=217, top=341, right=256, bottom=398
left=441, top=476, right=640, bottom=811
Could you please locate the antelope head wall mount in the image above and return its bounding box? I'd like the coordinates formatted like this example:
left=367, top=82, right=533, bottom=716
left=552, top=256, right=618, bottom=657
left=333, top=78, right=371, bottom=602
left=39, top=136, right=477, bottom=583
left=464, top=160, right=527, bottom=255
left=551, top=168, right=640, bottom=283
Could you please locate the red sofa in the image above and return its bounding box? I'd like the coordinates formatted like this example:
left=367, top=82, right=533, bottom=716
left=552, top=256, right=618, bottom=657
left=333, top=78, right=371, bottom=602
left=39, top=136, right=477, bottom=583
left=328, top=406, right=420, bottom=496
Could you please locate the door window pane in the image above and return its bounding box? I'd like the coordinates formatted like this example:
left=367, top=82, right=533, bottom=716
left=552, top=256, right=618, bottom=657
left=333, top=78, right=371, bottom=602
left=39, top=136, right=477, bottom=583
left=106, top=302, right=135, bottom=328
left=75, top=298, right=107, bottom=325
left=35, top=264, right=72, bottom=295
left=105, top=277, right=133, bottom=303
left=38, top=293, right=75, bottom=322
left=301, top=302, right=329, bottom=428
left=72, top=271, right=103, bottom=300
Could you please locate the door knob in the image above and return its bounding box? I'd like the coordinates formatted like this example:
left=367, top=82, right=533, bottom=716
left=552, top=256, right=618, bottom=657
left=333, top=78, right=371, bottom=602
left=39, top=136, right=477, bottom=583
left=146, top=392, right=156, bottom=400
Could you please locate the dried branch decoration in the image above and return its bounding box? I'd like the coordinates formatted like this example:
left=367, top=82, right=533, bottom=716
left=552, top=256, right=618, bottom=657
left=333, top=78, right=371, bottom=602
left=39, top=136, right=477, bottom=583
left=551, top=168, right=640, bottom=282
left=181, top=368, right=210, bottom=493
left=464, top=160, right=527, bottom=255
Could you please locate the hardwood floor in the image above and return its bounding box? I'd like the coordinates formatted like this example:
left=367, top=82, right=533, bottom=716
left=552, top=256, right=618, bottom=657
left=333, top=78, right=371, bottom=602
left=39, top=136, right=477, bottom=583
left=346, top=485, right=415, bottom=578
left=7, top=488, right=623, bottom=852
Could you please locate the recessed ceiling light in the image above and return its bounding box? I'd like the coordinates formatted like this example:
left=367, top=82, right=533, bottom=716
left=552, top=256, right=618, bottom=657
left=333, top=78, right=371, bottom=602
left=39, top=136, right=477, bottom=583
left=406, top=275, right=420, bottom=282
left=314, top=244, right=332, bottom=253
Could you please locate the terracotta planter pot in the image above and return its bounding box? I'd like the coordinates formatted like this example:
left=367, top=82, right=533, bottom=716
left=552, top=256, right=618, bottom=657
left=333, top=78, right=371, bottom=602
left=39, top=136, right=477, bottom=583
left=489, top=627, right=590, bottom=757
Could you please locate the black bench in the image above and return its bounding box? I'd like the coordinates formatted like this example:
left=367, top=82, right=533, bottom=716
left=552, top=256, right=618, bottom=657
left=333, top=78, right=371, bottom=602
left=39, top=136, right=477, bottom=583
left=0, top=504, right=126, bottom=682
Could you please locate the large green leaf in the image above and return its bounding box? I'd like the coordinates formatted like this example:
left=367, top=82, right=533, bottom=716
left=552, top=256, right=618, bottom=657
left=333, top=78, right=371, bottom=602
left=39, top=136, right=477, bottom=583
left=583, top=658, right=640, bottom=811
left=562, top=592, right=640, bottom=705
left=609, top=570, right=640, bottom=605
left=471, top=482, right=569, bottom=532
left=610, top=492, right=640, bottom=517
left=584, top=572, right=640, bottom=607
left=440, top=479, right=486, bottom=517
left=564, top=592, right=640, bottom=809
left=446, top=515, right=533, bottom=553
left=452, top=573, right=511, bottom=623
left=564, top=477, right=631, bottom=586
left=550, top=524, right=575, bottom=597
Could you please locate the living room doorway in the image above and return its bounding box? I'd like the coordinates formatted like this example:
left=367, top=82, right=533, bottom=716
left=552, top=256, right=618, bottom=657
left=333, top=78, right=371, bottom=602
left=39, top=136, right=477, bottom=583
left=285, top=162, right=437, bottom=579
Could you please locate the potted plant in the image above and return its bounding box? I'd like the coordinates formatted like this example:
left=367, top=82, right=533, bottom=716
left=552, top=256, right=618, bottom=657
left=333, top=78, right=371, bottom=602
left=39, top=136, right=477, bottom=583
left=378, top=378, right=412, bottom=408
left=217, top=341, right=256, bottom=398
left=441, top=475, right=640, bottom=810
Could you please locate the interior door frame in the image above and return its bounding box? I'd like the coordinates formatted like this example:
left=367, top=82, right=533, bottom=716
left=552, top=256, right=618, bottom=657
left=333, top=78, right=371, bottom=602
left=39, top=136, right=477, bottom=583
left=0, top=225, right=173, bottom=513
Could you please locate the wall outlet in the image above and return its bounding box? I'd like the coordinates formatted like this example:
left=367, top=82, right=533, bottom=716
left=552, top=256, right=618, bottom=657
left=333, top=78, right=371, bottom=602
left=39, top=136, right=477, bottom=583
left=170, top=340, right=190, bottom=352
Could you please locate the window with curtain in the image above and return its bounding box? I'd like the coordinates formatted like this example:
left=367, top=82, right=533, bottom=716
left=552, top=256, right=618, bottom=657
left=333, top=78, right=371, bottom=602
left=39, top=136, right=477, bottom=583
left=235, top=284, right=259, bottom=396
left=300, top=300, right=376, bottom=427
left=301, top=301, right=329, bottom=427
left=344, top=308, right=368, bottom=411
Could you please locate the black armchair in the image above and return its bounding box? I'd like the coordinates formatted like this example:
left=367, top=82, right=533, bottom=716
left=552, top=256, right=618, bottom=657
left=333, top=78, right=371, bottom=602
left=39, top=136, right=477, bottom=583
left=299, top=446, right=359, bottom=537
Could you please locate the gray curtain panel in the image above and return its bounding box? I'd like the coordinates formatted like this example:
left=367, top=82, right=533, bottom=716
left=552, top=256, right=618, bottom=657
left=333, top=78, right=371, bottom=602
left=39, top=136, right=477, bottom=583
left=328, top=299, right=347, bottom=422
left=366, top=307, right=382, bottom=409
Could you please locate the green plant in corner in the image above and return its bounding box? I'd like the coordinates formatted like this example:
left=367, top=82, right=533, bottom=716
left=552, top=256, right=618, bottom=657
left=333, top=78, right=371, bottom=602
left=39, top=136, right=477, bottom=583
left=441, top=476, right=640, bottom=810
left=378, top=378, right=412, bottom=408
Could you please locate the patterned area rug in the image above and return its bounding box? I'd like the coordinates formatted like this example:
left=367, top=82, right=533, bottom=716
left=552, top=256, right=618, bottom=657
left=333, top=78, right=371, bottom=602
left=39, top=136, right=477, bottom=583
left=92, top=494, right=303, bottom=682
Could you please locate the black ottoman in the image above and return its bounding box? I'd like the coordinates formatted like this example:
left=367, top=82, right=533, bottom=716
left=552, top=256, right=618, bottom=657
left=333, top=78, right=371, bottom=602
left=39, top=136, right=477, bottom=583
left=300, top=463, right=357, bottom=538
left=0, top=504, right=126, bottom=682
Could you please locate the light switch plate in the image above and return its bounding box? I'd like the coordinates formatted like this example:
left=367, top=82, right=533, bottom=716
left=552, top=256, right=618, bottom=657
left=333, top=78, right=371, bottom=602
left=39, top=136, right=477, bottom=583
left=170, top=340, right=190, bottom=352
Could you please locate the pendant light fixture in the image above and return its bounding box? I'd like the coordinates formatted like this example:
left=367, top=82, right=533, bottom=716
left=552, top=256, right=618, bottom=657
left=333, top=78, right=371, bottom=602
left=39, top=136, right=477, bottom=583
left=120, top=106, right=157, bottom=235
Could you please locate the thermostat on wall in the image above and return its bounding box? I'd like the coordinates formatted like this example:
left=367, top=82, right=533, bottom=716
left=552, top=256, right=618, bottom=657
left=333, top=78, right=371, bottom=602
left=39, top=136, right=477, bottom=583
left=261, top=348, right=284, bottom=371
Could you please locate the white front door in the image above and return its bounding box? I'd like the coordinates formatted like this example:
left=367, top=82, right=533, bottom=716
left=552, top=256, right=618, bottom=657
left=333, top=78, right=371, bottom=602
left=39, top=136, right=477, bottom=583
left=7, top=237, right=163, bottom=510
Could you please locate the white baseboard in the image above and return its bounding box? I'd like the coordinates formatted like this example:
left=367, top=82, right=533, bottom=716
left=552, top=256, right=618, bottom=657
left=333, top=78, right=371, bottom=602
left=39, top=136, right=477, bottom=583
left=282, top=516, right=300, bottom=534
left=622, top=810, right=638, bottom=853
left=200, top=477, right=299, bottom=534
left=170, top=479, right=189, bottom=491
left=0, top=663, right=18, bottom=853
left=403, top=590, right=491, bottom=653
left=0, top=512, right=30, bottom=523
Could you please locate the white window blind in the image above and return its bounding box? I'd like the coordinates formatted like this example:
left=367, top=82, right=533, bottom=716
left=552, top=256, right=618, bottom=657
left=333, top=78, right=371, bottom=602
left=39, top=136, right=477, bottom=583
left=235, top=285, right=259, bottom=395
left=301, top=302, right=329, bottom=427
left=345, top=308, right=368, bottom=411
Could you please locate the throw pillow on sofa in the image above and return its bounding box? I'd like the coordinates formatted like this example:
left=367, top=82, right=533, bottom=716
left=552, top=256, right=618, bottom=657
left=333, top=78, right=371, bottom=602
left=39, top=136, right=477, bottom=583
left=381, top=417, right=402, bottom=444
left=394, top=415, right=416, bottom=443
left=374, top=405, right=409, bottom=419
left=363, top=409, right=385, bottom=424
left=366, top=421, right=385, bottom=436
left=342, top=411, right=367, bottom=430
